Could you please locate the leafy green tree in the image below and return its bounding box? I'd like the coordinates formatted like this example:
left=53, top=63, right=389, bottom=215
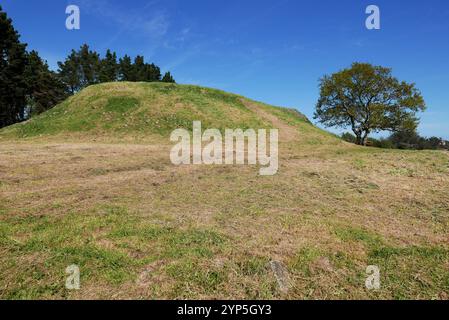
left=25, top=50, right=67, bottom=116
left=0, top=5, right=28, bottom=128
left=388, top=129, right=446, bottom=150
left=426, top=137, right=444, bottom=149
left=315, top=63, right=426, bottom=145
left=371, top=137, right=395, bottom=149
left=162, top=71, right=175, bottom=83
left=99, top=49, right=118, bottom=83
left=389, top=129, right=422, bottom=149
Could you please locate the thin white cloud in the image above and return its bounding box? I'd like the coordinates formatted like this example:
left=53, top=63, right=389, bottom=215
left=78, top=0, right=169, bottom=39
left=140, top=13, right=169, bottom=37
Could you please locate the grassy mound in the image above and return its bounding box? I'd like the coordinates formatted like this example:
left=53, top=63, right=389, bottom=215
left=0, top=82, right=333, bottom=143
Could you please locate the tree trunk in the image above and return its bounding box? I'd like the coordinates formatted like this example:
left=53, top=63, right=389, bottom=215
left=361, top=137, right=368, bottom=146
left=361, top=130, right=370, bottom=146
left=354, top=132, right=369, bottom=146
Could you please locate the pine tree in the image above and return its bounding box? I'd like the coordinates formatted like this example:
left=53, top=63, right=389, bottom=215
left=99, top=49, right=118, bottom=83
left=57, top=44, right=101, bottom=93
left=25, top=51, right=67, bottom=116
left=0, top=5, right=29, bottom=128
left=162, top=71, right=175, bottom=83
left=78, top=44, right=100, bottom=86
left=57, top=49, right=81, bottom=94
left=146, top=63, right=162, bottom=82
left=130, top=56, right=162, bottom=82
left=119, top=55, right=134, bottom=81
left=133, top=55, right=146, bottom=81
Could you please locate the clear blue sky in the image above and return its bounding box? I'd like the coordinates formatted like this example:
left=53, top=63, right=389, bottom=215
left=2, top=0, right=449, bottom=139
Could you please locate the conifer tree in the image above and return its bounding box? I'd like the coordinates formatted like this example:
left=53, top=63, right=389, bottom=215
left=119, top=55, right=134, bottom=81
left=25, top=50, right=67, bottom=115
left=57, top=49, right=81, bottom=94
left=133, top=55, right=146, bottom=81
left=0, top=5, right=28, bottom=128
left=162, top=71, right=175, bottom=83
left=99, top=49, right=118, bottom=83
left=78, top=44, right=100, bottom=86
left=146, top=63, right=162, bottom=82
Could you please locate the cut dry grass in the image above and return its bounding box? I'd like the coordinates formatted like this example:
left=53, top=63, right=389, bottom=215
left=1, top=140, right=448, bottom=299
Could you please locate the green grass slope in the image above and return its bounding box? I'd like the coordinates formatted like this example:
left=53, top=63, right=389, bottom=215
left=0, top=82, right=335, bottom=144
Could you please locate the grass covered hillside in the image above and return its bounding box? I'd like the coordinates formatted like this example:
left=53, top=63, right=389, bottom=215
left=0, top=83, right=448, bottom=300
left=0, top=82, right=329, bottom=144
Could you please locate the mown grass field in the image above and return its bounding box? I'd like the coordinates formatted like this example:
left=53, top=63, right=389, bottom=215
left=0, top=83, right=448, bottom=299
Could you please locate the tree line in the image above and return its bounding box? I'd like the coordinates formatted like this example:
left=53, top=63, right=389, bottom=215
left=342, top=130, right=449, bottom=150
left=0, top=6, right=175, bottom=129
left=58, top=45, right=175, bottom=95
